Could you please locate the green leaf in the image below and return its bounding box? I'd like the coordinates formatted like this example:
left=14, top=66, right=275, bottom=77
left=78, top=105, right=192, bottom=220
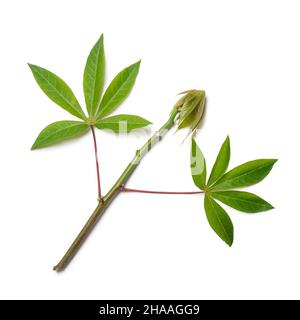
left=211, top=191, right=274, bottom=213
left=191, top=138, right=206, bottom=190
left=95, top=114, right=151, bottom=133
left=204, top=195, right=234, bottom=246
left=31, top=121, right=89, bottom=150
left=83, top=34, right=105, bottom=117
left=207, top=136, right=230, bottom=186
left=211, top=159, right=277, bottom=190
left=28, top=64, right=86, bottom=120
left=96, top=61, right=141, bottom=119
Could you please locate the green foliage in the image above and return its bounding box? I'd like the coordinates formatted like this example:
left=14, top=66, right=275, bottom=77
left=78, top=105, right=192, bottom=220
left=29, top=34, right=277, bottom=251
left=29, top=35, right=151, bottom=149
left=191, top=137, right=276, bottom=246
left=28, top=64, right=86, bottom=120
left=204, top=195, right=233, bottom=246
left=31, top=121, right=89, bottom=149
left=212, top=159, right=277, bottom=190
left=207, top=136, right=230, bottom=186
left=96, top=61, right=141, bottom=119
left=83, top=34, right=105, bottom=117
left=95, top=114, right=152, bottom=133
left=210, top=191, right=274, bottom=213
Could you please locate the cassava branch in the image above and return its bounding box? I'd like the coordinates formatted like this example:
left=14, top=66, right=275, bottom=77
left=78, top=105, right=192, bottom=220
left=53, top=109, right=179, bottom=271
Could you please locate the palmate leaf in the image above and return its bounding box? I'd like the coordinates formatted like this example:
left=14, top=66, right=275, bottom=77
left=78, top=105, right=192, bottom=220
left=191, top=136, right=277, bottom=247
left=83, top=34, right=105, bottom=117
left=95, top=114, right=151, bottom=133
left=204, top=195, right=234, bottom=246
left=191, top=138, right=206, bottom=190
left=96, top=61, right=141, bottom=119
left=31, top=121, right=89, bottom=149
left=207, top=136, right=230, bottom=186
left=210, top=191, right=274, bottom=213
left=28, top=64, right=86, bottom=120
left=211, top=159, right=277, bottom=190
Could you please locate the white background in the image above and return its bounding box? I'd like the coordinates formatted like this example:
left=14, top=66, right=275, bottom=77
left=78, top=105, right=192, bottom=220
left=0, top=0, right=299, bottom=299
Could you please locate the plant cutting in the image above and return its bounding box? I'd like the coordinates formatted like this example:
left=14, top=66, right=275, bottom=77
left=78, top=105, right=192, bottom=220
left=29, top=34, right=277, bottom=271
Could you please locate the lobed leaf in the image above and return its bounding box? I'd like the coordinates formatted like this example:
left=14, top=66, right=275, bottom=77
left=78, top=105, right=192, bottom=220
left=95, top=114, right=151, bottom=133
left=96, top=61, right=141, bottom=119
left=207, top=136, right=230, bottom=186
left=28, top=64, right=86, bottom=120
left=210, top=190, right=274, bottom=213
left=211, top=159, right=277, bottom=190
left=83, top=34, right=105, bottom=117
left=190, top=138, right=206, bottom=190
left=31, top=121, right=89, bottom=149
left=204, top=195, right=234, bottom=246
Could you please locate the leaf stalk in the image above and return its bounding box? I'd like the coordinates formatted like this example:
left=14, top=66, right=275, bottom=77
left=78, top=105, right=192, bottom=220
left=90, top=126, right=101, bottom=198
left=120, top=186, right=203, bottom=195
